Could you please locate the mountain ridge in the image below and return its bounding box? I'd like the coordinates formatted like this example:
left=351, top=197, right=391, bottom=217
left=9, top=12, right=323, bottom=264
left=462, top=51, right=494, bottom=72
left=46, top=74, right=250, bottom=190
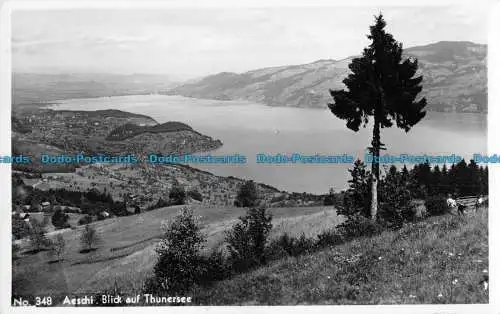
left=165, top=41, right=487, bottom=113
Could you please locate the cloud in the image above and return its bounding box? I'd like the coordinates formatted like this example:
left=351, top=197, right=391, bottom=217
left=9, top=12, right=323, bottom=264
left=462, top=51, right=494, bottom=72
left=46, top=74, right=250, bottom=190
left=11, top=6, right=490, bottom=77
left=78, top=34, right=154, bottom=45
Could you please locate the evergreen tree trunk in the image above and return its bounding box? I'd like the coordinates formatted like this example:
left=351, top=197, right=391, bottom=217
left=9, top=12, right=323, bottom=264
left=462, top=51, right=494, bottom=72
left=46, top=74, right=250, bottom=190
left=329, top=14, right=427, bottom=220
left=370, top=117, right=381, bottom=220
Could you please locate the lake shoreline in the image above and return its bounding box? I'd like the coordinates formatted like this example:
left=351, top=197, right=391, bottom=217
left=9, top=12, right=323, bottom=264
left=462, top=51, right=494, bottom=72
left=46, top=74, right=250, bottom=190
left=46, top=94, right=487, bottom=194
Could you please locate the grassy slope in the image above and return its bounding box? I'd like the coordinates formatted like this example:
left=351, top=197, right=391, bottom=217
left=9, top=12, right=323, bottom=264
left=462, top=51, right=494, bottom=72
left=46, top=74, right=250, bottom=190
left=13, top=205, right=340, bottom=295
left=190, top=209, right=489, bottom=305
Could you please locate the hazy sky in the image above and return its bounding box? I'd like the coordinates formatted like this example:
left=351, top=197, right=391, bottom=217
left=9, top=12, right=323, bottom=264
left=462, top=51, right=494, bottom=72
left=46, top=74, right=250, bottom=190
left=12, top=5, right=489, bottom=79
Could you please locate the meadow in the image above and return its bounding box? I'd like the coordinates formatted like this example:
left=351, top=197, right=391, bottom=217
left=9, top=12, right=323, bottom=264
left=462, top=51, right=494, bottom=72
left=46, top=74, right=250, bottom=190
left=189, top=209, right=489, bottom=305
left=13, top=205, right=340, bottom=296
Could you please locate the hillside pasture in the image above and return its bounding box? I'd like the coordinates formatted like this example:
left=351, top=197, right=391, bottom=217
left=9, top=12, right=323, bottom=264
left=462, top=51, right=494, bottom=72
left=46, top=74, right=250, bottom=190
left=12, top=205, right=339, bottom=296
left=189, top=209, right=489, bottom=305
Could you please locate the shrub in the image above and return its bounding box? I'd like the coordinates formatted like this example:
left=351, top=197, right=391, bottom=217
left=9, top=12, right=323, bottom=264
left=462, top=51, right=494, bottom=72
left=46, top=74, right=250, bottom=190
left=12, top=218, right=31, bottom=240
left=378, top=165, right=414, bottom=228
left=28, top=218, right=51, bottom=253
left=266, top=233, right=315, bottom=259
left=234, top=180, right=259, bottom=207
left=187, top=190, right=203, bottom=202
left=410, top=199, right=427, bottom=219
left=336, top=214, right=384, bottom=239
left=425, top=195, right=448, bottom=216
left=51, top=209, right=70, bottom=229
left=80, top=224, right=100, bottom=252
left=199, top=249, right=231, bottom=284
left=378, top=201, right=413, bottom=230
left=78, top=215, right=93, bottom=225
left=316, top=229, right=344, bottom=248
left=50, top=234, right=66, bottom=262
left=225, top=207, right=272, bottom=272
left=147, top=207, right=206, bottom=294
left=169, top=185, right=186, bottom=205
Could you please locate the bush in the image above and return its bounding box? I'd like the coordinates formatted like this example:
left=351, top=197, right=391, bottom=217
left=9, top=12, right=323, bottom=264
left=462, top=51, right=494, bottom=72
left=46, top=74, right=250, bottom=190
left=336, top=214, right=385, bottom=239
left=169, top=185, right=186, bottom=205
left=378, top=165, right=414, bottom=228
left=316, top=229, right=344, bottom=248
left=199, top=249, right=231, bottom=284
left=147, top=207, right=206, bottom=294
left=410, top=199, right=427, bottom=219
left=78, top=215, right=93, bottom=225
left=234, top=180, right=259, bottom=207
left=425, top=195, right=448, bottom=216
left=51, top=209, right=70, bottom=229
left=266, top=233, right=315, bottom=259
left=378, top=201, right=413, bottom=230
left=50, top=234, right=66, bottom=262
left=225, top=207, right=272, bottom=272
left=80, top=224, right=100, bottom=252
left=12, top=218, right=31, bottom=240
left=187, top=190, right=203, bottom=202
left=28, top=219, right=51, bottom=253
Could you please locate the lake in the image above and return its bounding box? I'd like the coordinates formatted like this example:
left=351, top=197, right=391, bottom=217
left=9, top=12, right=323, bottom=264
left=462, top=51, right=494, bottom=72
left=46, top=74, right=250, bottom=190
left=50, top=95, right=487, bottom=194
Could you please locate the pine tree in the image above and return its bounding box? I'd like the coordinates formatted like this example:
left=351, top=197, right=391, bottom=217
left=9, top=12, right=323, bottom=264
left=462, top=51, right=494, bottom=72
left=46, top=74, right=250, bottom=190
left=467, top=159, right=480, bottom=195
left=483, top=166, right=489, bottom=195
left=328, top=14, right=427, bottom=220
left=401, top=165, right=410, bottom=184
left=379, top=165, right=412, bottom=227
left=430, top=165, right=442, bottom=196
left=451, top=160, right=469, bottom=196
left=478, top=166, right=488, bottom=195
left=340, top=159, right=371, bottom=218
left=441, top=164, right=451, bottom=195
left=408, top=162, right=431, bottom=199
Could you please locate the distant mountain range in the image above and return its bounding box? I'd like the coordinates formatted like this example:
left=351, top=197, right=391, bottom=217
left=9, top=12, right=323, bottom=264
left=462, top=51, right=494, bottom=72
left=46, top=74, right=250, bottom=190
left=165, top=41, right=487, bottom=113
left=12, top=73, right=178, bottom=107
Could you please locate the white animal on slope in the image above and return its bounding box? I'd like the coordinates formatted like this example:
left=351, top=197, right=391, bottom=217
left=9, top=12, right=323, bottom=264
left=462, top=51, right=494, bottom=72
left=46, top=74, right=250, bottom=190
left=447, top=197, right=466, bottom=215
left=446, top=197, right=457, bottom=208
left=475, top=196, right=485, bottom=211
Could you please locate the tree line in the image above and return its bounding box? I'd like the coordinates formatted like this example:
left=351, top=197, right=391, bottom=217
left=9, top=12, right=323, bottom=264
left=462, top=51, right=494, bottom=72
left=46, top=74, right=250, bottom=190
left=339, top=158, right=488, bottom=232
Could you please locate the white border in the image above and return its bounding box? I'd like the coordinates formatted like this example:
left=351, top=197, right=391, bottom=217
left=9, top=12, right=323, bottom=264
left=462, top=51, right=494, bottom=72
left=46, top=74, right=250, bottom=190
left=1, top=1, right=499, bottom=314
left=487, top=0, right=500, bottom=311
left=4, top=0, right=494, bottom=9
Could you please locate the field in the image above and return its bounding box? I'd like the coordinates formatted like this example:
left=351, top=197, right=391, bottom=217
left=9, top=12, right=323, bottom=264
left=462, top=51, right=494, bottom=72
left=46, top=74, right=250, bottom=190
left=189, top=209, right=489, bottom=305
left=12, top=205, right=340, bottom=296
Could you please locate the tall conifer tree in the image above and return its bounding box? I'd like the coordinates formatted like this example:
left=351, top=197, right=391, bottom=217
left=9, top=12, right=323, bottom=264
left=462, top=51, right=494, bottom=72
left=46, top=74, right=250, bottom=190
left=328, top=14, right=427, bottom=219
